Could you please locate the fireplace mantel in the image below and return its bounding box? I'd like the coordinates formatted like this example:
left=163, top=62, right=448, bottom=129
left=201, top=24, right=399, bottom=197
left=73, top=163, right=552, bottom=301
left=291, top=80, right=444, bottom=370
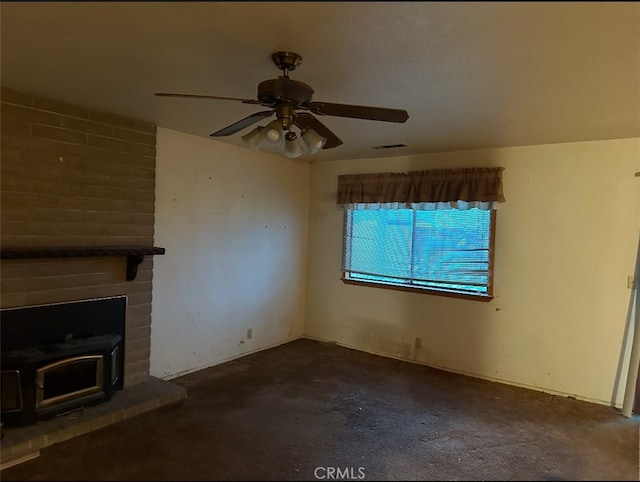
left=0, top=247, right=165, bottom=281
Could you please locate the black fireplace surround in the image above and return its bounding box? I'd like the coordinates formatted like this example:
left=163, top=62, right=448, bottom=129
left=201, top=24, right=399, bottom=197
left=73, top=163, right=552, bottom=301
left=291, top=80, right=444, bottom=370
left=1, top=296, right=126, bottom=426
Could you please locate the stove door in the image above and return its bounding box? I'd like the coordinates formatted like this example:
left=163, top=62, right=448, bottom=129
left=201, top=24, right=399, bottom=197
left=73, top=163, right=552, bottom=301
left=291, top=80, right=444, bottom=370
left=36, top=355, right=104, bottom=409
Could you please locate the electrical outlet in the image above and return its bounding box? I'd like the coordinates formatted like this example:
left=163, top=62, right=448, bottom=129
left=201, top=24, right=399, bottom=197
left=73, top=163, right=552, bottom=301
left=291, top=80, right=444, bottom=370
left=628, top=276, right=636, bottom=289
left=247, top=328, right=253, bottom=340
left=415, top=337, right=422, bottom=349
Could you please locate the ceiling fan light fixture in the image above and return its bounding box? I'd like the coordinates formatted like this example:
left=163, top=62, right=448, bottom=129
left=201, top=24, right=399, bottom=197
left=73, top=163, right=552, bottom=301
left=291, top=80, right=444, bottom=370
left=156, top=50, right=408, bottom=159
left=301, top=128, right=327, bottom=155
left=283, top=131, right=303, bottom=158
left=262, top=119, right=284, bottom=147
left=241, top=126, right=265, bottom=150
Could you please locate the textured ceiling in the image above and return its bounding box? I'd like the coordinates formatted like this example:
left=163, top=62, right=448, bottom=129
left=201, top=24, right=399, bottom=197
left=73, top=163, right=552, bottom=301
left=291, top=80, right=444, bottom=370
left=1, top=2, right=639, bottom=162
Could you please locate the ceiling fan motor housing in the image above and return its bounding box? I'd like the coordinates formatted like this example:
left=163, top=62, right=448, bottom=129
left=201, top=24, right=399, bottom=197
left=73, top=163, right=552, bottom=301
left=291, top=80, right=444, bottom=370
left=257, top=77, right=314, bottom=107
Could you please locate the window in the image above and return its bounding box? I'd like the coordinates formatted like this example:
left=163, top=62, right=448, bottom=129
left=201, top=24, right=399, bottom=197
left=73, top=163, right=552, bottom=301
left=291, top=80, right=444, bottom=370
left=337, top=167, right=504, bottom=300
left=342, top=207, right=496, bottom=300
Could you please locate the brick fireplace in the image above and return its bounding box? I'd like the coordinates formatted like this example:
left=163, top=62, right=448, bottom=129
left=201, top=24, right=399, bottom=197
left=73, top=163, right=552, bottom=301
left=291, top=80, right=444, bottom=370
left=0, top=86, right=186, bottom=467
left=1, top=86, right=158, bottom=386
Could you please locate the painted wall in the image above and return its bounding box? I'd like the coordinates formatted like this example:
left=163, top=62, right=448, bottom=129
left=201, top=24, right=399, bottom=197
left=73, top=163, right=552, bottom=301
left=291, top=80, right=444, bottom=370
left=305, top=138, right=640, bottom=406
left=151, top=127, right=309, bottom=379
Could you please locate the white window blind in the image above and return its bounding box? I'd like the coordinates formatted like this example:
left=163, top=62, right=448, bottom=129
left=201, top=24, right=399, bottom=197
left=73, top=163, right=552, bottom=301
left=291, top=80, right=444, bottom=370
left=343, top=208, right=493, bottom=297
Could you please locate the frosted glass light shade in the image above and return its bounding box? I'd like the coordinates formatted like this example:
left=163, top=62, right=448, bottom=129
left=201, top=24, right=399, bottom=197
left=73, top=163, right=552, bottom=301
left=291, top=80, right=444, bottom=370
left=283, top=132, right=303, bottom=158
left=241, top=127, right=265, bottom=150
left=301, top=128, right=327, bottom=155
left=262, top=119, right=283, bottom=147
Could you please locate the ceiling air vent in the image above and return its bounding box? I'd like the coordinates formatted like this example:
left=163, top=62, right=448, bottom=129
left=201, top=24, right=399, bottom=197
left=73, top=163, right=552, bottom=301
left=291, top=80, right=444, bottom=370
left=371, top=143, right=407, bottom=150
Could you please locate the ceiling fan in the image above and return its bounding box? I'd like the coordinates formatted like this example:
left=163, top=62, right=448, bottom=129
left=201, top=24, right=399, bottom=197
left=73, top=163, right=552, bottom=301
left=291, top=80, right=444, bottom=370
left=154, top=51, right=409, bottom=157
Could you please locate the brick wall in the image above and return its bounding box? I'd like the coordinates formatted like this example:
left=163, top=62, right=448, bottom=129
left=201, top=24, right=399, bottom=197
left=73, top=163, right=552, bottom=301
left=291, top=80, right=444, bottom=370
left=1, top=86, right=157, bottom=387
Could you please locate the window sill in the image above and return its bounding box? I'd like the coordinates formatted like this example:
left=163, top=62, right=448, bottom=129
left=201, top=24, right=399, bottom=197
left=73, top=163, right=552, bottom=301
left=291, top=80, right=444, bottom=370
left=341, top=277, right=493, bottom=302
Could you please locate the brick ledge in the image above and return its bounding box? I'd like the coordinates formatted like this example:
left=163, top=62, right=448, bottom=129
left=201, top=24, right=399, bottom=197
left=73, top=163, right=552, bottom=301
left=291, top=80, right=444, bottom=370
left=0, top=377, right=186, bottom=468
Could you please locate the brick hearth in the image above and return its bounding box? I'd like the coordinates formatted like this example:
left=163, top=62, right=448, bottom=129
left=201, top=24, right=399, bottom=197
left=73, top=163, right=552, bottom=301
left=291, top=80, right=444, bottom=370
left=1, top=377, right=186, bottom=470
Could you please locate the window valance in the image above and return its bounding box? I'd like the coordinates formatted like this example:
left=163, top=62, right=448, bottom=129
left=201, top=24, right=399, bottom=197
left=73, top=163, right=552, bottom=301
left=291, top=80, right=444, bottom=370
left=337, top=167, right=505, bottom=211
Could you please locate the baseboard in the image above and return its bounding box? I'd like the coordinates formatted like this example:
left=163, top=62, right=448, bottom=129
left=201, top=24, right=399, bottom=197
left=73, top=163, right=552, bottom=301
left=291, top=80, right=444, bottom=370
left=160, top=335, right=306, bottom=381
left=158, top=334, right=621, bottom=410
left=303, top=335, right=621, bottom=410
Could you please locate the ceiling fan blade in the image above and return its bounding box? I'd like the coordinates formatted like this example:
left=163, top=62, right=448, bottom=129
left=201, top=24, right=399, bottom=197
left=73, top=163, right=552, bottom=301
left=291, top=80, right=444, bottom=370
left=294, top=112, right=343, bottom=149
left=155, top=92, right=261, bottom=105
left=210, top=110, right=274, bottom=137
left=306, top=101, right=409, bottom=123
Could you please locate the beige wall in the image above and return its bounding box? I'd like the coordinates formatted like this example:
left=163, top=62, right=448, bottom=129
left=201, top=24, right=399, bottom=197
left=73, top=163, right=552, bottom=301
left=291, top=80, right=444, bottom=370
left=151, top=128, right=310, bottom=379
left=0, top=87, right=157, bottom=387
left=305, top=138, right=640, bottom=406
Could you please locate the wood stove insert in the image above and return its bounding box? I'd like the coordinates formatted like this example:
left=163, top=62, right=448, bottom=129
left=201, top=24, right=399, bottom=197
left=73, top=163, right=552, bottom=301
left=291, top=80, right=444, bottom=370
left=1, top=296, right=126, bottom=427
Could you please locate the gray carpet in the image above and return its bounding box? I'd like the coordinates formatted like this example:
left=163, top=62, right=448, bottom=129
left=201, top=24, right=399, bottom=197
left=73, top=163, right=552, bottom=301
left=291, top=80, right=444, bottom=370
left=2, top=338, right=638, bottom=481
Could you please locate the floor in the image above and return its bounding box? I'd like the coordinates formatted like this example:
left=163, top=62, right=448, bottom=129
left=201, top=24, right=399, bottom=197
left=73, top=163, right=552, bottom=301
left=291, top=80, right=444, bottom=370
left=2, top=338, right=638, bottom=481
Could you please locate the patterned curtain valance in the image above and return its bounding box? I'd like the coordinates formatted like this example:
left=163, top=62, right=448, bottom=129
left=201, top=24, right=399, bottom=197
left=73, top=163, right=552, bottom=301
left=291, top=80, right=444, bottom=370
left=337, top=167, right=505, bottom=210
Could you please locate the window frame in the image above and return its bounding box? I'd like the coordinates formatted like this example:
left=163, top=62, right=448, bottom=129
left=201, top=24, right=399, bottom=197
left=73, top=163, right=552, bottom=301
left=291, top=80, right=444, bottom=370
left=341, top=209, right=496, bottom=302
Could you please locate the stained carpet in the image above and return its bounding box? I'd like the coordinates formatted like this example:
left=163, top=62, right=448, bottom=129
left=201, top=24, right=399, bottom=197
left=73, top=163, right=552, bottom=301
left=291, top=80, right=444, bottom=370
left=2, top=338, right=637, bottom=481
